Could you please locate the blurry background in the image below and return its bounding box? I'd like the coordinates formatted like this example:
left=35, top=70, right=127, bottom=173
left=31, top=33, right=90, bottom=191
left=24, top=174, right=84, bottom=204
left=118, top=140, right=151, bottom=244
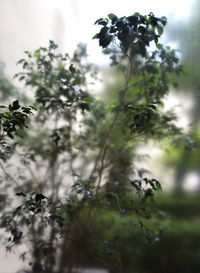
left=0, top=0, right=194, bottom=76
left=1, top=0, right=200, bottom=272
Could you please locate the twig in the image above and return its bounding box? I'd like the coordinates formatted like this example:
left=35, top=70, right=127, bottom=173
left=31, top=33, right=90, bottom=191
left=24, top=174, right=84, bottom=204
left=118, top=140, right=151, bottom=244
left=0, top=160, right=20, bottom=188
left=94, top=145, right=108, bottom=197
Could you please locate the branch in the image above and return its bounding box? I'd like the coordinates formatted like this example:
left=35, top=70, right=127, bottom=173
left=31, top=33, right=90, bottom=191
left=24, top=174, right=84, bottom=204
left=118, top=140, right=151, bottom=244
left=94, top=145, right=108, bottom=197
left=0, top=160, right=20, bottom=188
left=89, top=56, right=134, bottom=194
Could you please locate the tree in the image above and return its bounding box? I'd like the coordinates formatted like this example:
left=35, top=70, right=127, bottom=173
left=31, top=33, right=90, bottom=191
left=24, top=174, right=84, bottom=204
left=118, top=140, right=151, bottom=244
left=0, top=12, right=184, bottom=273
left=162, top=0, right=200, bottom=195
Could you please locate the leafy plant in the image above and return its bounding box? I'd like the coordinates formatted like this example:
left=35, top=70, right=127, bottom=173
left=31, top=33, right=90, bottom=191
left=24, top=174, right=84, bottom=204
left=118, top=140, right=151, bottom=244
left=0, top=12, right=184, bottom=273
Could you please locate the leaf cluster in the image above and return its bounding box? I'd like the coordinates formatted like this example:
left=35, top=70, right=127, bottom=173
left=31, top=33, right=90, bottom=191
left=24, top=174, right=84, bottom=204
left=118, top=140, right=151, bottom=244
left=0, top=100, right=34, bottom=139
left=93, top=12, right=167, bottom=56
left=15, top=41, right=93, bottom=121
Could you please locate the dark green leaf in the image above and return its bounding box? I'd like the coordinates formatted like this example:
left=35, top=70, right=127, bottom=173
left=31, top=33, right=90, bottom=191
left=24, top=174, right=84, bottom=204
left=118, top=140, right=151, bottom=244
left=17, top=59, right=25, bottom=65
left=35, top=193, right=47, bottom=202
left=94, top=18, right=104, bottom=25
left=92, top=33, right=100, bottom=39
left=29, top=105, right=37, bottom=111
left=127, top=15, right=138, bottom=25
left=69, top=64, right=76, bottom=74
left=16, top=192, right=26, bottom=197
left=12, top=100, right=20, bottom=110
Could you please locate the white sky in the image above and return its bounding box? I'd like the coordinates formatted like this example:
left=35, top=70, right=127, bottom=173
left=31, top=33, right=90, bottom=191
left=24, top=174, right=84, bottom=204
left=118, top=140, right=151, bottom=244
left=0, top=0, right=195, bottom=76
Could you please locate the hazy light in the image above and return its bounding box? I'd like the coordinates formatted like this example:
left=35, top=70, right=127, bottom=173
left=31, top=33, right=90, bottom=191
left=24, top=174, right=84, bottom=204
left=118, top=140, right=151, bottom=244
left=73, top=0, right=194, bottom=64
left=184, top=172, right=200, bottom=191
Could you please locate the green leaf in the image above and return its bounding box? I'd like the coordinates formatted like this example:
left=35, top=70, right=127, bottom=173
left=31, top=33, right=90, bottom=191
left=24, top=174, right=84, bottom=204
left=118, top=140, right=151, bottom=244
left=127, top=15, right=138, bottom=25
left=156, top=43, right=163, bottom=49
left=24, top=51, right=32, bottom=58
left=143, top=188, right=153, bottom=202
left=100, top=26, right=109, bottom=34
left=157, top=25, right=163, bottom=36
left=98, top=28, right=113, bottom=48
left=79, top=102, right=90, bottom=111
left=35, top=193, right=47, bottom=202
left=22, top=61, right=28, bottom=69
left=94, top=18, right=104, bottom=25
left=29, top=105, right=37, bottom=111
left=152, top=179, right=162, bottom=191
left=34, top=50, right=40, bottom=58
left=69, top=64, right=76, bottom=74
left=12, top=100, right=20, bottom=110
left=92, top=33, right=100, bottom=39
left=97, top=19, right=108, bottom=26
left=19, top=76, right=25, bottom=81
left=16, top=192, right=26, bottom=197
left=108, top=13, right=117, bottom=20
left=134, top=12, right=141, bottom=16
left=17, top=59, right=25, bottom=65
left=138, top=26, right=146, bottom=34
left=100, top=35, right=112, bottom=48
left=49, top=40, right=58, bottom=50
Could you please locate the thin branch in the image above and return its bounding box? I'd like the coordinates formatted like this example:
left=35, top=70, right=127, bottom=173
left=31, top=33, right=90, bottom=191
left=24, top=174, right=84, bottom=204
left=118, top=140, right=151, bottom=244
left=24, top=162, right=40, bottom=184
left=88, top=56, right=134, bottom=199
left=0, top=160, right=20, bottom=188
left=68, top=122, right=76, bottom=184
left=94, top=145, right=108, bottom=197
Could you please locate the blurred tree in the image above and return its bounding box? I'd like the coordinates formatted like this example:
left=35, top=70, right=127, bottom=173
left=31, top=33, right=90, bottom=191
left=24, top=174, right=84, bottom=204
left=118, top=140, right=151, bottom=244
left=167, top=0, right=200, bottom=126
left=164, top=0, right=200, bottom=195
left=0, top=65, right=14, bottom=101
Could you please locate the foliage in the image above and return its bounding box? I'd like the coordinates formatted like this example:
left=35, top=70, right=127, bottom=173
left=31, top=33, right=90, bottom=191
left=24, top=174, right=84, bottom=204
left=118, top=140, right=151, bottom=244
left=131, top=193, right=200, bottom=273
left=167, top=0, right=200, bottom=97
left=163, top=131, right=199, bottom=169
left=155, top=193, right=200, bottom=219
left=0, top=12, right=184, bottom=273
left=0, top=100, right=34, bottom=160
